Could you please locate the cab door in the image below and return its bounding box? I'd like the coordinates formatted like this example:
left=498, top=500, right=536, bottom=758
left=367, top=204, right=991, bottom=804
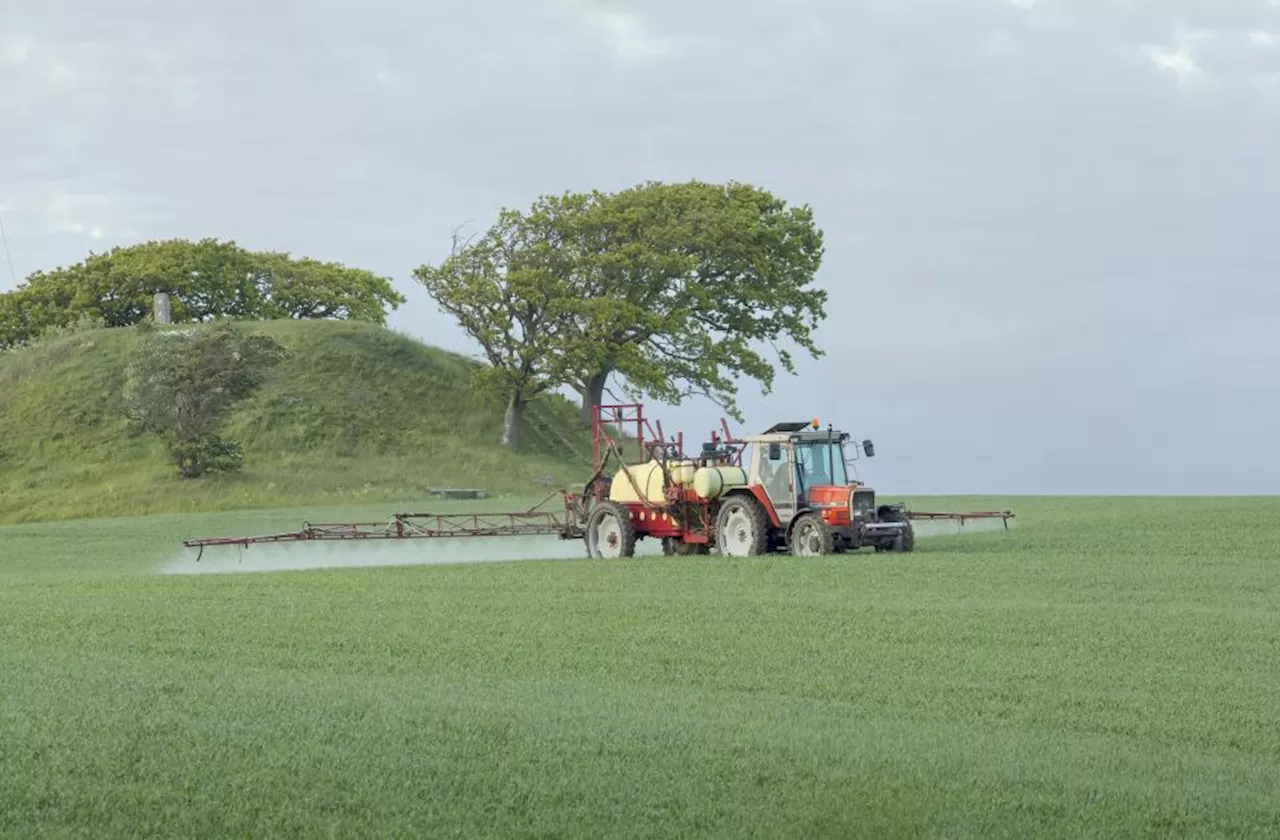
left=753, top=441, right=797, bottom=526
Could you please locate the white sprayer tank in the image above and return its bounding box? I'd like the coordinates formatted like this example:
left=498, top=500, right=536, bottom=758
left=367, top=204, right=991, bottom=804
left=691, top=466, right=748, bottom=500
left=608, top=460, right=700, bottom=505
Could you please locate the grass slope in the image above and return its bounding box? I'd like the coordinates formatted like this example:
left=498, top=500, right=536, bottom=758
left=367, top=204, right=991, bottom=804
left=2, top=496, right=1280, bottom=837
left=0, top=319, right=594, bottom=525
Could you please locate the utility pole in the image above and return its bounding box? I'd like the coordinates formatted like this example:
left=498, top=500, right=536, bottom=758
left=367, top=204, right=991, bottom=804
left=0, top=211, right=16, bottom=286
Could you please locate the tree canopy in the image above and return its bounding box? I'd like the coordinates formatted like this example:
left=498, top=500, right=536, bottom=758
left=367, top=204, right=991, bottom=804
left=412, top=212, right=581, bottom=449
left=413, top=180, right=828, bottom=448
left=123, top=320, right=290, bottom=478
left=0, top=238, right=405, bottom=349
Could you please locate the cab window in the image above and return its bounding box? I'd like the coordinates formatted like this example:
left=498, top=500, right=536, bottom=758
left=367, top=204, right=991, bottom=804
left=794, top=442, right=848, bottom=490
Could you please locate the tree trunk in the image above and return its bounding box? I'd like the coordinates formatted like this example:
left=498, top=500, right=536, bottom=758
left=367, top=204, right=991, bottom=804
left=579, top=369, right=611, bottom=427
left=502, top=390, right=525, bottom=450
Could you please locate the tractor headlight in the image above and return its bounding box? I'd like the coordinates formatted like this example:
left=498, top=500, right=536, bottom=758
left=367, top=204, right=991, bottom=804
left=850, top=489, right=875, bottom=519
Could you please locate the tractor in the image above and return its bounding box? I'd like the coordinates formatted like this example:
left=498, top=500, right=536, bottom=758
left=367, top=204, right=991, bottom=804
left=578, top=411, right=914, bottom=558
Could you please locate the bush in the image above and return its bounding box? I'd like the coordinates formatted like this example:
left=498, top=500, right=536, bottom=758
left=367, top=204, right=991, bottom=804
left=122, top=321, right=289, bottom=478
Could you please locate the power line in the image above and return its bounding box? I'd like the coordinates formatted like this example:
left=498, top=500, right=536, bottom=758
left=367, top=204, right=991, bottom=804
left=0, top=211, right=16, bottom=286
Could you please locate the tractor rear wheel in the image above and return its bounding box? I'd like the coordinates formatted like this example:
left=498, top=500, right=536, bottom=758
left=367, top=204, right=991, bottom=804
left=790, top=512, right=835, bottom=556
left=585, top=501, right=636, bottom=559
left=714, top=495, right=769, bottom=557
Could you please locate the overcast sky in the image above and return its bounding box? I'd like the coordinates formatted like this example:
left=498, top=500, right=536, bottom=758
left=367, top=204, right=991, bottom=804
left=2, top=0, right=1278, bottom=495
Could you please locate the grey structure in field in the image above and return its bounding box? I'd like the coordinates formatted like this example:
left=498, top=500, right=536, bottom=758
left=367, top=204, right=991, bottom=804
left=153, top=292, right=172, bottom=326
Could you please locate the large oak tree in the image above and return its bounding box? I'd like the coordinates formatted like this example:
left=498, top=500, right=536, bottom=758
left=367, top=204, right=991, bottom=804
left=560, top=180, right=827, bottom=424
left=414, top=180, right=828, bottom=449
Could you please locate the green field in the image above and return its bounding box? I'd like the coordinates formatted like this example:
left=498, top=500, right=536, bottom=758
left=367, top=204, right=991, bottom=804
left=3, top=495, right=1279, bottom=837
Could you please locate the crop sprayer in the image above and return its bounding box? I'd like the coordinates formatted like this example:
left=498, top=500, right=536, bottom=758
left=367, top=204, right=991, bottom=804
left=182, top=404, right=1015, bottom=561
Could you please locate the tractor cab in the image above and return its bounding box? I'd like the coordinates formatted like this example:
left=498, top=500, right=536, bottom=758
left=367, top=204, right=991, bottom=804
left=742, top=419, right=911, bottom=553
left=744, top=420, right=862, bottom=510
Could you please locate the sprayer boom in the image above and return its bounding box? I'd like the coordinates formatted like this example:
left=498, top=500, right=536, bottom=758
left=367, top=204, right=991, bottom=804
left=182, top=508, right=582, bottom=559
left=905, top=511, right=1015, bottom=526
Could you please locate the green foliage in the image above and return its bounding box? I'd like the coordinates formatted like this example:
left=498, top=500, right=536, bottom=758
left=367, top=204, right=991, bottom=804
left=0, top=311, right=107, bottom=353
left=2, top=497, right=1280, bottom=836
left=123, top=321, right=290, bottom=478
left=414, top=180, right=827, bottom=425
left=253, top=250, right=405, bottom=322
left=563, top=180, right=828, bottom=420
left=412, top=213, right=581, bottom=446
left=0, top=319, right=593, bottom=524
left=0, top=238, right=406, bottom=349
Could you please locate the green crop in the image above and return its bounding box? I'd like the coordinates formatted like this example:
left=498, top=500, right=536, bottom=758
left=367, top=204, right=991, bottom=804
left=2, top=496, right=1278, bottom=837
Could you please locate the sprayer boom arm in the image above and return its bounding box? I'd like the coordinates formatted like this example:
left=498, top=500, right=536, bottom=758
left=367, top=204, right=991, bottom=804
left=907, top=510, right=1015, bottom=526
left=182, top=510, right=582, bottom=551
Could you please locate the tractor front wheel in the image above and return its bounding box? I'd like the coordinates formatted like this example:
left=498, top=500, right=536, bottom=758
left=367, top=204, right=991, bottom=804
left=877, top=508, right=915, bottom=553
left=714, top=495, right=769, bottom=557
left=790, top=512, right=835, bottom=556
left=585, top=501, right=636, bottom=559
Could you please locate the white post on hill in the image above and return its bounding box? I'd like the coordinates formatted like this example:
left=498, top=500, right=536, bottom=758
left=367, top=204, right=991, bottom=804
left=153, top=291, right=172, bottom=325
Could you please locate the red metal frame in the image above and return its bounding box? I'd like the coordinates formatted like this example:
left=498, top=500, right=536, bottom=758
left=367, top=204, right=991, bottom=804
left=591, top=403, right=685, bottom=473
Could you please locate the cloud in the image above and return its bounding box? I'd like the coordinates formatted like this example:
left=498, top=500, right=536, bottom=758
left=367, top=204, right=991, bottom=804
left=1142, top=42, right=1204, bottom=82
left=1, top=34, right=33, bottom=65
left=559, top=0, right=678, bottom=60
left=1136, top=19, right=1280, bottom=89
left=1, top=32, right=80, bottom=89
left=333, top=45, right=405, bottom=92
left=41, top=189, right=113, bottom=240
left=1140, top=22, right=1216, bottom=84
left=0, top=183, right=147, bottom=269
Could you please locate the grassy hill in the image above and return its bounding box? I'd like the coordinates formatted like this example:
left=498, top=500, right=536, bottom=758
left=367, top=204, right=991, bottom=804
left=0, top=319, right=597, bottom=525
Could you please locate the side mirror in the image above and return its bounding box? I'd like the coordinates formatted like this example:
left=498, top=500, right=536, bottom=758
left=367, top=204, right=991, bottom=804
left=862, top=440, right=875, bottom=458
left=768, top=442, right=782, bottom=461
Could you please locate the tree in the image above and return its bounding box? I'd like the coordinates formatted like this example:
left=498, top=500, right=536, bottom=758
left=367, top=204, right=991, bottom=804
left=0, top=291, right=32, bottom=350
left=413, top=180, right=828, bottom=446
left=122, top=320, right=289, bottom=478
left=411, top=213, right=580, bottom=449
left=0, top=238, right=406, bottom=350
left=556, top=180, right=827, bottom=424
left=252, top=251, right=404, bottom=322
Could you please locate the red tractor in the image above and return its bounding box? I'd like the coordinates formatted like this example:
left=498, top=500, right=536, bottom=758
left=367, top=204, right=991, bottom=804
left=577, top=406, right=918, bottom=558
